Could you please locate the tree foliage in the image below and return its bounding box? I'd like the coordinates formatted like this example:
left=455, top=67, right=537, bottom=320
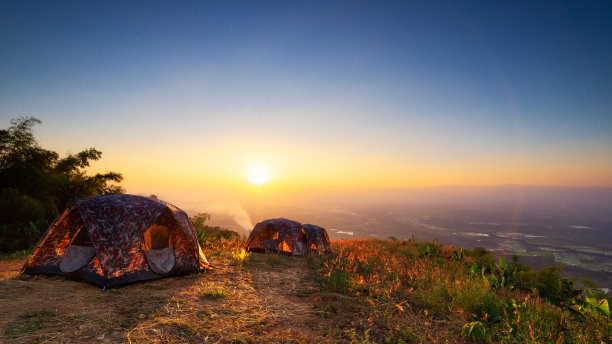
left=190, top=212, right=240, bottom=246
left=0, top=117, right=124, bottom=252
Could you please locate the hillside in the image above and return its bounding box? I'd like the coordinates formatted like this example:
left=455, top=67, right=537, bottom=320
left=0, top=239, right=609, bottom=343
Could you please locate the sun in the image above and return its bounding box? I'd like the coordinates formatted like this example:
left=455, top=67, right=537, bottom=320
left=247, top=165, right=271, bottom=185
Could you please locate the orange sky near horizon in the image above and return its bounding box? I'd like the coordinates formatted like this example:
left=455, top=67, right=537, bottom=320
left=2, top=1, right=612, bottom=210
left=76, top=133, right=612, bottom=208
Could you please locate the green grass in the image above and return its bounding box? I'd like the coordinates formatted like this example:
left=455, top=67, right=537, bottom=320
left=199, top=287, right=228, bottom=299
left=0, top=248, right=32, bottom=261
left=229, top=247, right=251, bottom=266
left=4, top=309, right=56, bottom=337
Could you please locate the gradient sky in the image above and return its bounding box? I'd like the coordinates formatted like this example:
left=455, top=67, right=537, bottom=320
left=1, top=1, right=611, bottom=206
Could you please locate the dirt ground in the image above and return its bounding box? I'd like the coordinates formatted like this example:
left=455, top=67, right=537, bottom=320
left=0, top=253, right=326, bottom=344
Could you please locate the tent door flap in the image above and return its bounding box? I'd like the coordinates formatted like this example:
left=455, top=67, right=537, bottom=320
left=144, top=247, right=176, bottom=274
left=59, top=245, right=96, bottom=273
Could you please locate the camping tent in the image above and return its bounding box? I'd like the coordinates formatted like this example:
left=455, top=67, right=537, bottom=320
left=21, top=194, right=211, bottom=287
left=303, top=224, right=331, bottom=251
left=245, top=218, right=330, bottom=255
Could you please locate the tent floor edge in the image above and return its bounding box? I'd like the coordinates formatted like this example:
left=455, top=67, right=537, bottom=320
left=23, top=266, right=106, bottom=286
left=22, top=266, right=195, bottom=288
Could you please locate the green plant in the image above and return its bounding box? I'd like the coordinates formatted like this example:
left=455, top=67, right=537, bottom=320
left=451, top=247, right=464, bottom=262
left=461, top=321, right=487, bottom=343
left=229, top=247, right=251, bottom=266
left=464, top=247, right=495, bottom=269
left=515, top=265, right=581, bottom=304
left=323, top=270, right=351, bottom=293
left=575, top=289, right=610, bottom=319
left=484, top=256, right=516, bottom=290
left=199, top=287, right=227, bottom=299
left=347, top=328, right=371, bottom=344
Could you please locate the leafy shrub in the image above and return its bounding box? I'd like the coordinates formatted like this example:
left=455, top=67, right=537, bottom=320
left=464, top=247, right=495, bottom=270
left=484, top=256, right=517, bottom=290
left=0, top=188, right=48, bottom=251
left=514, top=265, right=581, bottom=304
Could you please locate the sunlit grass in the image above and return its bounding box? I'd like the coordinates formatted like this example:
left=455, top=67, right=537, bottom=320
left=229, top=247, right=251, bottom=266
left=312, top=239, right=610, bottom=343
left=199, top=287, right=228, bottom=299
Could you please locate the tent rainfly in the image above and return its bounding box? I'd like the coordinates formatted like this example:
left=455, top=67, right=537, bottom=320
left=21, top=194, right=212, bottom=288
left=245, top=218, right=330, bottom=255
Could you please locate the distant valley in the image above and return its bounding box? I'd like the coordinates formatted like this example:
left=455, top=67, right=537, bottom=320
left=204, top=185, right=612, bottom=295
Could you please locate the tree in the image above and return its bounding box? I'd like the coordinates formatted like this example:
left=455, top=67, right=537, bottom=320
left=190, top=212, right=240, bottom=246
left=0, top=116, right=124, bottom=251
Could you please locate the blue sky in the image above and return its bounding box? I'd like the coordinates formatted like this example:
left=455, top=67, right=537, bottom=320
left=1, top=1, right=611, bottom=197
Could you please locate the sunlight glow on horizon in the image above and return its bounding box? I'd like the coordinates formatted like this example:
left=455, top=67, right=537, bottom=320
left=247, top=165, right=271, bottom=185
left=1, top=1, right=611, bottom=202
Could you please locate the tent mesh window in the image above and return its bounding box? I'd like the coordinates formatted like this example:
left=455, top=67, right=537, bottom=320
left=261, top=224, right=281, bottom=250
left=262, top=224, right=279, bottom=240
left=142, top=225, right=173, bottom=250
left=71, top=225, right=94, bottom=246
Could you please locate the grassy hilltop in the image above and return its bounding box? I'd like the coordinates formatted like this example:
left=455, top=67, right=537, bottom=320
left=0, top=237, right=610, bottom=343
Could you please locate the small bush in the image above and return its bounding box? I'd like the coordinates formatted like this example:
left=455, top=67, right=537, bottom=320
left=323, top=270, right=351, bottom=294
left=514, top=265, right=581, bottom=304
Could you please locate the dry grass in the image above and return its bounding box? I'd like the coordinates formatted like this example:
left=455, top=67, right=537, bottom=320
left=0, top=249, right=329, bottom=344
left=2, top=240, right=608, bottom=343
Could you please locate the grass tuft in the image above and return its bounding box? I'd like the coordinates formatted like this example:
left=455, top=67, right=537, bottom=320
left=229, top=247, right=251, bottom=266
left=4, top=309, right=56, bottom=337
left=199, top=286, right=228, bottom=299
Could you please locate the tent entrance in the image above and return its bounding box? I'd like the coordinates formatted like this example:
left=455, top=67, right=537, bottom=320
left=60, top=225, right=96, bottom=273
left=142, top=224, right=175, bottom=274
left=71, top=225, right=94, bottom=246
